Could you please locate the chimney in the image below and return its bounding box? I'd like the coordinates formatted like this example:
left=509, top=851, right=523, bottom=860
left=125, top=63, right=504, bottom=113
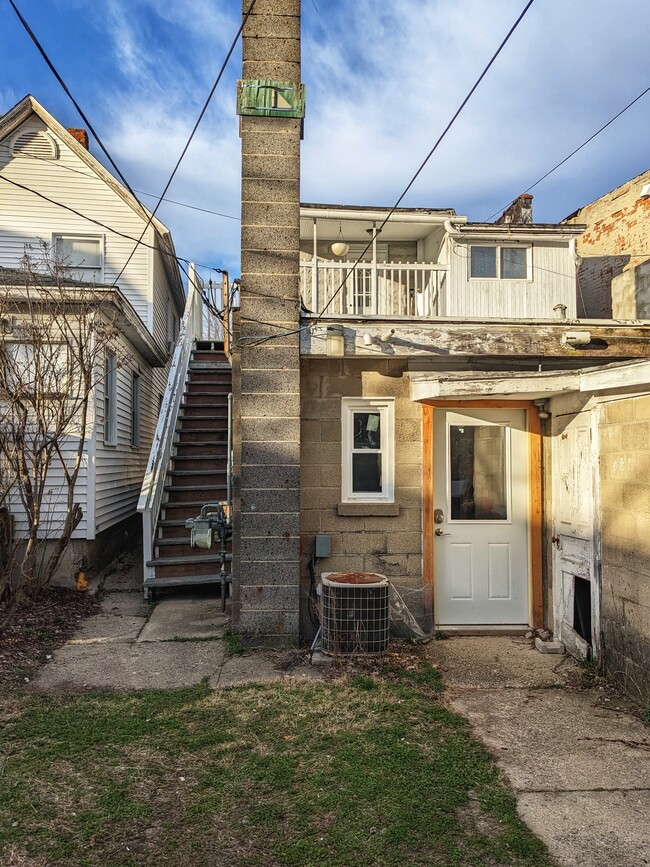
left=67, top=128, right=89, bottom=149
left=233, top=0, right=303, bottom=644
left=497, top=193, right=533, bottom=225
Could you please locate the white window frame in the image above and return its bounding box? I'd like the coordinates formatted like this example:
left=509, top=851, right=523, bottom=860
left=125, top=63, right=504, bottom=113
left=341, top=397, right=395, bottom=504
left=468, top=244, right=531, bottom=281
left=104, top=350, right=117, bottom=446
left=52, top=233, right=104, bottom=283
left=131, top=371, right=141, bottom=449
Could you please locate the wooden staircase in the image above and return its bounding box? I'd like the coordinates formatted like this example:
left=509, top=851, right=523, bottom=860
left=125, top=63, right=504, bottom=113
left=144, top=340, right=232, bottom=597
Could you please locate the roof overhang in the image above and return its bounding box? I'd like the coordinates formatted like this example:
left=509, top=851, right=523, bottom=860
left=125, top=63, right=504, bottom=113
left=0, top=95, right=185, bottom=314
left=1, top=283, right=167, bottom=367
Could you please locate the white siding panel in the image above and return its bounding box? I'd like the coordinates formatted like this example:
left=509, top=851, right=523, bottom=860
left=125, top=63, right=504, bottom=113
left=446, top=241, right=577, bottom=319
left=94, top=335, right=158, bottom=533
left=8, top=438, right=88, bottom=540
left=0, top=118, right=152, bottom=327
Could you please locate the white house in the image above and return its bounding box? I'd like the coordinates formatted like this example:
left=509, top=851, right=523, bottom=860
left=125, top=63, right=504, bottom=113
left=0, top=95, right=185, bottom=577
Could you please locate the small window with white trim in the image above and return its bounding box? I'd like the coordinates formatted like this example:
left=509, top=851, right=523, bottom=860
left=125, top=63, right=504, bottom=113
left=53, top=234, right=103, bottom=283
left=342, top=397, right=394, bottom=503
left=104, top=350, right=117, bottom=446
left=469, top=245, right=530, bottom=280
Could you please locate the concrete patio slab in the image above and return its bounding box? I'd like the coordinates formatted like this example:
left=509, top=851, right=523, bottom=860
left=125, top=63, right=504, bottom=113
left=137, top=596, right=229, bottom=642
left=426, top=637, right=650, bottom=867
left=31, top=640, right=225, bottom=692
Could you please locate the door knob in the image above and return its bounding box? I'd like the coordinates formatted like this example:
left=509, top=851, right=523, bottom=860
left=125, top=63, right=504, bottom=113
left=435, top=528, right=450, bottom=537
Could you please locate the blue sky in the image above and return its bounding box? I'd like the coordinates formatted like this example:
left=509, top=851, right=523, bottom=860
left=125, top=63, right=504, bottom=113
left=2, top=0, right=650, bottom=282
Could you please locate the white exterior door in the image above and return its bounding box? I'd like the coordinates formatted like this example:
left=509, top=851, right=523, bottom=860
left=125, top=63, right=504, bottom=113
left=434, top=408, right=529, bottom=626
left=551, top=408, right=596, bottom=659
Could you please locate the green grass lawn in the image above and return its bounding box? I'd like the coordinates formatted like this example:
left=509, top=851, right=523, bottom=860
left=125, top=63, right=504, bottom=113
left=0, top=659, right=550, bottom=867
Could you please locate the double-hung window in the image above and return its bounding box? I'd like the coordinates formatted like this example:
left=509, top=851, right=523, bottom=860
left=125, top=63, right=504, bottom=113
left=53, top=234, right=103, bottom=283
left=131, top=372, right=141, bottom=448
left=341, top=398, right=394, bottom=503
left=469, top=245, right=529, bottom=280
left=104, top=350, right=117, bottom=446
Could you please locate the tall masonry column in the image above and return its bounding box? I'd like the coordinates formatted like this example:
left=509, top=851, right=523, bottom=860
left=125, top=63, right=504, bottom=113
left=232, top=0, right=302, bottom=644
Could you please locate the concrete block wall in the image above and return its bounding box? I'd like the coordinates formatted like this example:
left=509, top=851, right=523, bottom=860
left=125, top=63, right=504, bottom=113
left=598, top=395, right=650, bottom=703
left=232, top=0, right=302, bottom=644
left=300, top=358, right=426, bottom=632
left=564, top=170, right=650, bottom=319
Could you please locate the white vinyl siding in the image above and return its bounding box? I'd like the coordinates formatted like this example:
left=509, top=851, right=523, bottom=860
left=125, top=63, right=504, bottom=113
left=0, top=117, right=153, bottom=326
left=446, top=240, right=577, bottom=318
left=94, top=334, right=158, bottom=534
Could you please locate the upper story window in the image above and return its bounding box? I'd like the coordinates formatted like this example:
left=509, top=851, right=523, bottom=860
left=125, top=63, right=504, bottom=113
left=341, top=397, right=394, bottom=504
left=53, top=234, right=103, bottom=283
left=470, top=245, right=530, bottom=280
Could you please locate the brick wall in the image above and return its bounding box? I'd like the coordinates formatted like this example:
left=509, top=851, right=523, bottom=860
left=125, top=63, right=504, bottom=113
left=598, top=395, right=650, bottom=703
left=565, top=170, right=650, bottom=318
left=300, top=358, right=426, bottom=633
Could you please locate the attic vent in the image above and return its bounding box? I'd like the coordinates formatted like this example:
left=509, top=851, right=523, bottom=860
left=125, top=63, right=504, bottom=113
left=11, top=129, right=59, bottom=160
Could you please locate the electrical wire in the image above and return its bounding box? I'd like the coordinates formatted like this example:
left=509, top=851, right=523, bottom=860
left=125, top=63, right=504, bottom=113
left=112, top=0, right=258, bottom=287
left=0, top=174, right=225, bottom=275
left=239, top=0, right=537, bottom=347
left=484, top=83, right=650, bottom=223
left=8, top=0, right=140, bottom=200
left=0, top=141, right=241, bottom=221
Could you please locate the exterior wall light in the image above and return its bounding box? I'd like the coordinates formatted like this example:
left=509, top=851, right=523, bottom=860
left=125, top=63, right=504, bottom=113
left=326, top=323, right=345, bottom=357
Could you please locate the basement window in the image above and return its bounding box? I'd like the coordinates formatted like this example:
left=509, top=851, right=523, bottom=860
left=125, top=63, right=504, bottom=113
left=469, top=245, right=530, bottom=280
left=341, top=397, right=394, bottom=503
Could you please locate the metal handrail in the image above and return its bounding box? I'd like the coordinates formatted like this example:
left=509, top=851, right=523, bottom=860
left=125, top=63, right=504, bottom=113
left=137, top=264, right=203, bottom=582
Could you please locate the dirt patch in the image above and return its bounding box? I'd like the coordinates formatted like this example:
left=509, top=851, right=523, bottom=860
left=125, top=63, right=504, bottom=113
left=0, top=588, right=101, bottom=691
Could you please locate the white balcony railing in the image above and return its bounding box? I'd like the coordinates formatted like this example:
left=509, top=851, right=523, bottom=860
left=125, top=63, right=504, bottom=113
left=300, top=261, right=447, bottom=318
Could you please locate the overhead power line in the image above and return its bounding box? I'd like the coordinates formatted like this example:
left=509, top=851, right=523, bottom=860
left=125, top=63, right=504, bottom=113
left=0, top=174, right=224, bottom=275
left=8, top=0, right=140, bottom=201
left=240, top=0, right=537, bottom=347
left=113, top=0, right=258, bottom=287
left=0, top=140, right=241, bottom=220
left=485, top=82, right=650, bottom=222
left=313, top=0, right=537, bottom=323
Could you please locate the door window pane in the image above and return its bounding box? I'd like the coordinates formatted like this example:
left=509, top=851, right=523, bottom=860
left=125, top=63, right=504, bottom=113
left=500, top=247, right=527, bottom=279
left=450, top=425, right=508, bottom=520
left=470, top=246, right=497, bottom=278
left=353, top=452, right=382, bottom=493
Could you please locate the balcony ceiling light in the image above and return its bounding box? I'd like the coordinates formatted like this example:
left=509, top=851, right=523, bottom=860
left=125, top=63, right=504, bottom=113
left=331, top=223, right=350, bottom=258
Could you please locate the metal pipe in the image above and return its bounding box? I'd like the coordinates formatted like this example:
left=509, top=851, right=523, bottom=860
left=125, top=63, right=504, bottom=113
left=227, top=391, right=233, bottom=517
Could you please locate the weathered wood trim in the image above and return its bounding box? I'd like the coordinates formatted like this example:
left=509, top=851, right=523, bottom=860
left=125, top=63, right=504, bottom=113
left=528, top=407, right=543, bottom=629
left=422, top=404, right=434, bottom=625
left=302, top=319, right=650, bottom=359
left=422, top=399, right=543, bottom=629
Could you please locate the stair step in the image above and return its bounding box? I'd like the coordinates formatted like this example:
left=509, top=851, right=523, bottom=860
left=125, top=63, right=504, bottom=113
left=172, top=458, right=227, bottom=464
left=147, top=554, right=233, bottom=567
left=176, top=427, right=229, bottom=435
left=189, top=361, right=231, bottom=371
left=144, top=574, right=231, bottom=589
left=169, top=469, right=227, bottom=477
left=164, top=485, right=227, bottom=493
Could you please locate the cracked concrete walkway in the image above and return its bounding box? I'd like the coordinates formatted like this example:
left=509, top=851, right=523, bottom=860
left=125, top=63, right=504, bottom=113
left=31, top=551, right=321, bottom=693
left=426, top=636, right=650, bottom=867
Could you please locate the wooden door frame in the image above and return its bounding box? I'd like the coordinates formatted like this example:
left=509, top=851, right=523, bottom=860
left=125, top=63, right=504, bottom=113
left=422, top=400, right=543, bottom=629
